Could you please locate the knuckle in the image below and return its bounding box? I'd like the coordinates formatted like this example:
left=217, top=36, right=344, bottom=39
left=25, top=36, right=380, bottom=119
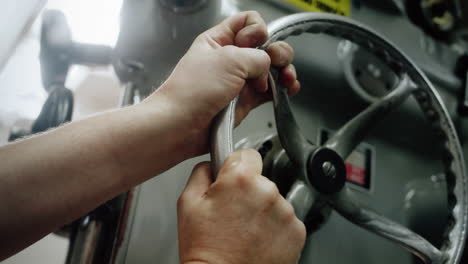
left=254, top=51, right=271, bottom=73
left=288, top=64, right=297, bottom=76
left=292, top=220, right=307, bottom=243
left=192, top=162, right=207, bottom=173
left=282, top=201, right=297, bottom=221
left=220, top=153, right=238, bottom=172
left=250, top=10, right=261, bottom=17
left=177, top=193, right=189, bottom=210
left=284, top=219, right=307, bottom=247
left=220, top=160, right=254, bottom=188
left=266, top=44, right=278, bottom=57
left=193, top=34, right=206, bottom=44
left=259, top=178, right=280, bottom=204
left=268, top=41, right=294, bottom=65
left=245, top=10, right=261, bottom=19
left=219, top=45, right=237, bottom=59
left=265, top=181, right=280, bottom=198
left=232, top=165, right=253, bottom=187
left=245, top=148, right=262, bottom=161
left=218, top=46, right=244, bottom=71
left=261, top=52, right=272, bottom=67
left=221, top=148, right=240, bottom=166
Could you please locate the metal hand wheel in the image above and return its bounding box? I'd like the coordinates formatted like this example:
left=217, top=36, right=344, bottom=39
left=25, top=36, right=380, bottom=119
left=210, top=13, right=468, bottom=264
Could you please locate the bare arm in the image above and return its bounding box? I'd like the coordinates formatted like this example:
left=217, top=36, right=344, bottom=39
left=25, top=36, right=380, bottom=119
left=0, top=11, right=300, bottom=260
left=0, top=93, right=197, bottom=259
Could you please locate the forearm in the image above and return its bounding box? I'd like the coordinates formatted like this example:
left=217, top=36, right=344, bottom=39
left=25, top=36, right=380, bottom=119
left=0, top=90, right=197, bottom=259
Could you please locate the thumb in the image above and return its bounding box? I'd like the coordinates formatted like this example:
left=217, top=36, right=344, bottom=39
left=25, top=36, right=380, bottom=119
left=217, top=149, right=263, bottom=181
left=183, top=162, right=213, bottom=197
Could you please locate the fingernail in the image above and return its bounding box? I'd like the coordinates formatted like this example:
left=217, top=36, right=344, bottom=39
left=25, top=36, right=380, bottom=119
left=288, top=64, right=296, bottom=76
left=278, top=48, right=286, bottom=64
left=261, top=74, right=269, bottom=92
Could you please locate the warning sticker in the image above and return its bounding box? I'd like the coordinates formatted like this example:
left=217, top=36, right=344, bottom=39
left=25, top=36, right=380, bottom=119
left=346, top=163, right=366, bottom=185
left=282, top=0, right=351, bottom=16
left=345, top=151, right=367, bottom=186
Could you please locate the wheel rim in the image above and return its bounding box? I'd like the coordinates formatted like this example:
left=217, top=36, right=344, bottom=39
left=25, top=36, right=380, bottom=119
left=210, top=12, right=467, bottom=264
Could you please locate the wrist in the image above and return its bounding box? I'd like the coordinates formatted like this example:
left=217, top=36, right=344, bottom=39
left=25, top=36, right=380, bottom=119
left=138, top=86, right=203, bottom=159
left=99, top=89, right=203, bottom=185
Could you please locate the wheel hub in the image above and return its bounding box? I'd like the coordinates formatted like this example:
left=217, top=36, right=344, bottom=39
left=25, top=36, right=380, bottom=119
left=307, top=148, right=346, bottom=194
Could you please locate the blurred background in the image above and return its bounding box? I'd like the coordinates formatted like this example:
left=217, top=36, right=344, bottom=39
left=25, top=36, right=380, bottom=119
left=0, top=0, right=123, bottom=263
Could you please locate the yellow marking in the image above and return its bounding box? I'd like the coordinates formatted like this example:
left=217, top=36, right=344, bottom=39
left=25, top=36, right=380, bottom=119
left=282, top=0, right=351, bottom=16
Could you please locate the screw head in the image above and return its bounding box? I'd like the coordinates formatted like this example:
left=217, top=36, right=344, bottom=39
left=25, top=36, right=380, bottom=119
left=307, top=148, right=346, bottom=194
left=321, top=161, right=337, bottom=179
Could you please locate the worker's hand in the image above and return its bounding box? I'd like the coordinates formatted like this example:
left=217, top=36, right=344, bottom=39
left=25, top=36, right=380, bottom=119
left=143, top=11, right=299, bottom=157
left=177, top=149, right=306, bottom=264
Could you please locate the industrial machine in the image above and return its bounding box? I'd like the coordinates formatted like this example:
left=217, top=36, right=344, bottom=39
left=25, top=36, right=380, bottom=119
left=3, top=0, right=468, bottom=263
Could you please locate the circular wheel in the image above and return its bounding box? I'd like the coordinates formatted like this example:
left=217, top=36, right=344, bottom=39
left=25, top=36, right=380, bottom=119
left=210, top=13, right=468, bottom=264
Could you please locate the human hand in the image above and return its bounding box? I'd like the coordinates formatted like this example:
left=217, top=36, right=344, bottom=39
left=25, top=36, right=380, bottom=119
left=177, top=149, right=306, bottom=264
left=143, top=11, right=300, bottom=157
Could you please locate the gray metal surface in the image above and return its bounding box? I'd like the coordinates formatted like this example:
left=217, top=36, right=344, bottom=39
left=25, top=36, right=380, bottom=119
left=324, top=75, right=416, bottom=159
left=269, top=70, right=310, bottom=167
left=113, top=0, right=223, bottom=97
left=285, top=180, right=315, bottom=221
left=331, top=186, right=443, bottom=263
left=212, top=12, right=467, bottom=264
left=266, top=12, right=467, bottom=264
left=337, top=40, right=401, bottom=103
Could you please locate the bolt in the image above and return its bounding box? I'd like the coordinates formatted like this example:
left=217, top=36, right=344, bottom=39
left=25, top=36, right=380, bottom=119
left=322, top=161, right=336, bottom=179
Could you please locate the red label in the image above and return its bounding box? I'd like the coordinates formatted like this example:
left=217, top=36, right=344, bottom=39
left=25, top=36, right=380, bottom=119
left=345, top=162, right=366, bottom=185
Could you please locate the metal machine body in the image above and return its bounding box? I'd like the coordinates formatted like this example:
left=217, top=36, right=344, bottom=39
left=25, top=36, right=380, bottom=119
left=106, top=1, right=468, bottom=264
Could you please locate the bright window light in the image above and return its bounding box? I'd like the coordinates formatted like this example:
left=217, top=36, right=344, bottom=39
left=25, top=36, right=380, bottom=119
left=46, top=0, right=123, bottom=47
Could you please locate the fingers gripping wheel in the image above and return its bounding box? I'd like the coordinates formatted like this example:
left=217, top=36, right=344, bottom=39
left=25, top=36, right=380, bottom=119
left=210, top=13, right=468, bottom=264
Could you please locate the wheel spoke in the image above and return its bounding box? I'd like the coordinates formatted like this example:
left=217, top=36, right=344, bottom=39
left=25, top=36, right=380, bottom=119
left=324, top=74, right=416, bottom=159
left=286, top=180, right=316, bottom=221
left=270, top=71, right=310, bottom=166
left=330, top=187, right=444, bottom=264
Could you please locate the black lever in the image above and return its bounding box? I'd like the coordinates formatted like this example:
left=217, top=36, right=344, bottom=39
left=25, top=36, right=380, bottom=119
left=31, top=85, right=73, bottom=133
left=9, top=9, right=113, bottom=142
